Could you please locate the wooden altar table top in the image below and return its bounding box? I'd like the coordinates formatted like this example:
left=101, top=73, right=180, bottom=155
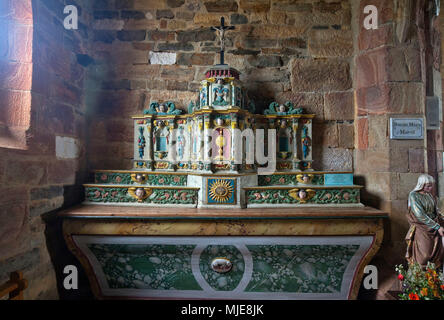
left=57, top=204, right=388, bottom=220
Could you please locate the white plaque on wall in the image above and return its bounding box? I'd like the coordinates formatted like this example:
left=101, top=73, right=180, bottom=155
left=390, top=118, right=424, bottom=140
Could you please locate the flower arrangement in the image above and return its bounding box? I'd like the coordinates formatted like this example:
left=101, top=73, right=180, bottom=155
left=395, top=262, right=444, bottom=300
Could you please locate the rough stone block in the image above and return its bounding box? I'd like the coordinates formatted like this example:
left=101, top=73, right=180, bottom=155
left=291, top=58, right=351, bottom=92
left=116, top=30, right=146, bottom=41
left=247, top=55, right=282, bottom=68
left=368, top=115, right=389, bottom=149
left=324, top=91, right=354, bottom=121
left=389, top=148, right=409, bottom=173
left=239, top=0, right=270, bottom=12
left=160, top=65, right=195, bottom=81
left=408, top=148, right=425, bottom=173
left=157, top=42, right=194, bottom=51
left=355, top=48, right=389, bottom=89
left=231, top=13, right=248, bottom=25
left=312, top=1, right=351, bottom=26
left=313, top=121, right=338, bottom=148
left=47, top=160, right=77, bottom=185
left=338, top=123, right=354, bottom=149
left=176, top=11, right=195, bottom=20
left=94, top=10, right=119, bottom=20
left=132, top=0, right=167, bottom=9
left=0, top=62, right=33, bottom=91
left=121, top=10, right=146, bottom=20
left=5, top=160, right=46, bottom=185
left=358, top=23, right=394, bottom=51
left=204, top=0, right=238, bottom=12
left=312, top=147, right=353, bottom=171
left=0, top=203, right=30, bottom=261
left=167, top=0, right=185, bottom=8
left=177, top=29, right=215, bottom=42
left=275, top=92, right=324, bottom=120
left=395, top=173, right=422, bottom=200
left=156, top=9, right=174, bottom=19
left=356, top=83, right=425, bottom=116
left=194, top=13, right=229, bottom=27
left=356, top=118, right=369, bottom=150
left=251, top=24, right=309, bottom=39
left=177, top=53, right=215, bottom=66
left=30, top=186, right=64, bottom=201
left=308, top=29, right=353, bottom=58
left=280, top=37, right=307, bottom=49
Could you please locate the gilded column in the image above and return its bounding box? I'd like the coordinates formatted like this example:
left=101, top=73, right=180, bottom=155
left=292, top=117, right=300, bottom=171
left=301, top=118, right=313, bottom=171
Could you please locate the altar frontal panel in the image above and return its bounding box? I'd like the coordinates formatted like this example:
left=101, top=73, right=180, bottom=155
left=72, top=235, right=374, bottom=300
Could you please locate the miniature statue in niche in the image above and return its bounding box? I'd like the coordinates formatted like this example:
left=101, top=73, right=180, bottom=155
left=406, top=174, right=444, bottom=269
left=200, top=87, right=207, bottom=107
left=177, top=127, right=185, bottom=160
left=138, top=126, right=146, bottom=158
left=213, top=79, right=229, bottom=106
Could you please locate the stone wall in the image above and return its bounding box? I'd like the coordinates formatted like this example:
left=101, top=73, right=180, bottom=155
left=0, top=0, right=90, bottom=299
left=86, top=0, right=355, bottom=171
left=354, top=0, right=444, bottom=299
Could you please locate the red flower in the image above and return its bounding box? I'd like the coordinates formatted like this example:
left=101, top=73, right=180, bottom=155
left=398, top=274, right=404, bottom=281
left=409, top=293, right=420, bottom=300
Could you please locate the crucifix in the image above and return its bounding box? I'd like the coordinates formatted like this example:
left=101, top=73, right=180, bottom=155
left=211, top=17, right=235, bottom=65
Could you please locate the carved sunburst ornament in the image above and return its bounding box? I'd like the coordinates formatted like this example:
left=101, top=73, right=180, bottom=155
left=209, top=179, right=234, bottom=203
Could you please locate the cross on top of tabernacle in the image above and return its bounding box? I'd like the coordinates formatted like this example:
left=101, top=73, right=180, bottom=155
left=211, top=17, right=235, bottom=65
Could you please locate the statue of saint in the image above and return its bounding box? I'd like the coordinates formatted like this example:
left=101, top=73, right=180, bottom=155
left=213, top=79, right=229, bottom=105
left=406, top=174, right=444, bottom=269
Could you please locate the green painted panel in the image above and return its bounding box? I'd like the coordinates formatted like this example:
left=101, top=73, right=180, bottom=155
left=88, top=244, right=202, bottom=290
left=95, top=172, right=187, bottom=186
left=85, top=187, right=197, bottom=205
left=244, top=245, right=359, bottom=293
left=258, top=174, right=324, bottom=186
left=247, top=188, right=360, bottom=204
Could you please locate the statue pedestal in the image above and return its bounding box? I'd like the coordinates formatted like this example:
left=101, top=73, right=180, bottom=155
left=59, top=205, right=387, bottom=300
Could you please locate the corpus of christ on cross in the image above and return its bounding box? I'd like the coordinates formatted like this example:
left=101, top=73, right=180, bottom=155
left=211, top=17, right=235, bottom=65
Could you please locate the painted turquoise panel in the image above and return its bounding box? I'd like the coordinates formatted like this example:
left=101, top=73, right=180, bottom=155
left=88, top=244, right=202, bottom=290
left=156, top=137, right=167, bottom=151
left=279, top=137, right=289, bottom=152
left=244, top=245, right=359, bottom=293
left=324, top=174, right=354, bottom=186
left=199, top=245, right=244, bottom=291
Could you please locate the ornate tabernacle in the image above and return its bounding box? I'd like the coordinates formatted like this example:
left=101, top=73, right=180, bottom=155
left=83, top=49, right=363, bottom=209
left=60, top=18, right=386, bottom=301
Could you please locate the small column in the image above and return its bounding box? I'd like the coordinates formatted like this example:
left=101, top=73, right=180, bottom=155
left=197, top=116, right=204, bottom=163
left=292, top=117, right=300, bottom=171
left=230, top=113, right=239, bottom=171
left=134, top=117, right=150, bottom=169
left=146, top=118, right=153, bottom=169
left=167, top=119, right=176, bottom=170
left=203, top=113, right=212, bottom=171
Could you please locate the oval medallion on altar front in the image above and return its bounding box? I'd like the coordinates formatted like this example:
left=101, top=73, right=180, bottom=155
left=199, top=245, right=244, bottom=291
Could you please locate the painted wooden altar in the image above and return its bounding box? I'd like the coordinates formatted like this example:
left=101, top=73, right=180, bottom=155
left=60, top=205, right=386, bottom=300
left=58, top=19, right=387, bottom=300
